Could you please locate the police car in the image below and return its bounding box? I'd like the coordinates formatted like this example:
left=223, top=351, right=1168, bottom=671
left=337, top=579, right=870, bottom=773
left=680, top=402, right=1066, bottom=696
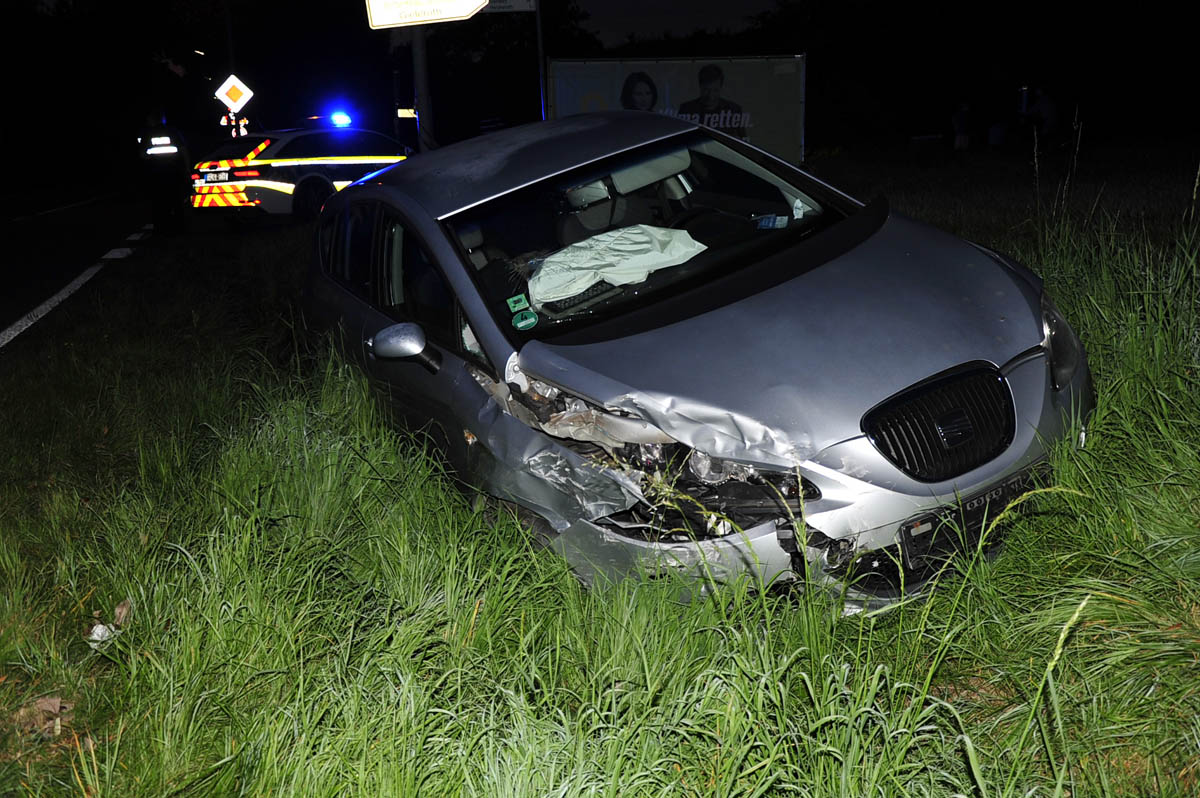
left=191, top=127, right=408, bottom=218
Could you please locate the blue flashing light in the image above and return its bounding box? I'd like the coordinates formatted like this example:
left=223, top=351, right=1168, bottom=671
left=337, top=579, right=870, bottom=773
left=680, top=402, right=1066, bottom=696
left=330, top=111, right=352, bottom=128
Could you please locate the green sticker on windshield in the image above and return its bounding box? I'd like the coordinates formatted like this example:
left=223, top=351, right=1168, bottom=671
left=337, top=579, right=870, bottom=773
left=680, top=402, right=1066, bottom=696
left=506, top=293, right=530, bottom=312
left=512, top=310, right=539, bottom=330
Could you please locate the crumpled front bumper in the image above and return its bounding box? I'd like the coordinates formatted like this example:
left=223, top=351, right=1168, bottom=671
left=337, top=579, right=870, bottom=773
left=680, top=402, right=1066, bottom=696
left=513, top=351, right=1094, bottom=602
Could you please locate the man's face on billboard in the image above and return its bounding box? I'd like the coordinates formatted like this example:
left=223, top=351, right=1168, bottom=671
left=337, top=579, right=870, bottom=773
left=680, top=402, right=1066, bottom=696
left=699, top=79, right=723, bottom=110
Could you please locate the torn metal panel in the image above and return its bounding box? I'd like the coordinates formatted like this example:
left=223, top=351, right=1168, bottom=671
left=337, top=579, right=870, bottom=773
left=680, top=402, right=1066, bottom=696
left=478, top=363, right=673, bottom=451
left=449, top=367, right=645, bottom=529
left=524, top=448, right=645, bottom=522
left=544, top=404, right=675, bottom=448
left=517, top=343, right=813, bottom=468
left=607, top=388, right=811, bottom=467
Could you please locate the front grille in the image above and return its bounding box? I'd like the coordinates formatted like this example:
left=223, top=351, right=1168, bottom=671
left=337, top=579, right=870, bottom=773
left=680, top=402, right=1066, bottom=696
left=863, top=365, right=1015, bottom=482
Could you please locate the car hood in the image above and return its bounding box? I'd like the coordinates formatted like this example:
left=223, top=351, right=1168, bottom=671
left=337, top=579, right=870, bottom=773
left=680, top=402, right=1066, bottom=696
left=518, top=212, right=1044, bottom=468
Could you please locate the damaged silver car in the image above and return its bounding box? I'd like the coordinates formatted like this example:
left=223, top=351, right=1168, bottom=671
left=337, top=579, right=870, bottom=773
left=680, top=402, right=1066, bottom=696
left=306, top=111, right=1094, bottom=602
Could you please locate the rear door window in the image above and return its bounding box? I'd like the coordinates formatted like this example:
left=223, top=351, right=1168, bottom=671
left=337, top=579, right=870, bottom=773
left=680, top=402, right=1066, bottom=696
left=329, top=201, right=377, bottom=303
left=276, top=133, right=332, bottom=159
left=330, top=132, right=403, bottom=157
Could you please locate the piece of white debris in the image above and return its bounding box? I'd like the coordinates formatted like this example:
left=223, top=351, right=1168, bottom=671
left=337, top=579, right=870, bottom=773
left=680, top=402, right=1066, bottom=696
left=86, top=623, right=117, bottom=651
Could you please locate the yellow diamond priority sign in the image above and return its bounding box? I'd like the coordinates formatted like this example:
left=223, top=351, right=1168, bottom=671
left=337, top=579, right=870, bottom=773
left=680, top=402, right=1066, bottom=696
left=365, top=0, right=488, bottom=28
left=215, top=75, right=254, bottom=113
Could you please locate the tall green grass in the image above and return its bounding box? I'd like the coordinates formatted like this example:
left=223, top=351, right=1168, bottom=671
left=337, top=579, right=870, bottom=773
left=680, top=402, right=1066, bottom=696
left=3, top=178, right=1198, bottom=796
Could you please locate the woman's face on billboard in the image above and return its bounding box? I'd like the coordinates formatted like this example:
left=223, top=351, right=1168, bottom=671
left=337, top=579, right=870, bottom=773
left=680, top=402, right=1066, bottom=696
left=632, top=81, right=654, bottom=111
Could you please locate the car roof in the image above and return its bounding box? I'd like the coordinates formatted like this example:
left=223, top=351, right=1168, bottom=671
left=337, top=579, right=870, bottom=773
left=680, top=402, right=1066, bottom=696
left=367, top=111, right=698, bottom=219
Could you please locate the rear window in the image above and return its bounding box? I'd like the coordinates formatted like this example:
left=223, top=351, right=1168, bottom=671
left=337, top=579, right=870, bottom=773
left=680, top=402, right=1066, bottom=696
left=200, top=136, right=269, bottom=161
left=328, top=131, right=402, bottom=156
left=277, top=133, right=331, bottom=159
left=277, top=131, right=402, bottom=159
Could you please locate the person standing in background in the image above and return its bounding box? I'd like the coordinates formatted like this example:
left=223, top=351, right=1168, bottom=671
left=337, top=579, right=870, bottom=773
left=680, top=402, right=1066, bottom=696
left=137, top=110, right=191, bottom=234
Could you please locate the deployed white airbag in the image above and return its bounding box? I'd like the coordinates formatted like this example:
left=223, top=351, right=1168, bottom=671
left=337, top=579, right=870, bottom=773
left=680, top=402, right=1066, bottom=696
left=528, top=224, right=707, bottom=309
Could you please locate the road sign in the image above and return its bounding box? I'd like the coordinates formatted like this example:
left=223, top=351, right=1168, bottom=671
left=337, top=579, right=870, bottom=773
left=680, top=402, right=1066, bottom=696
left=365, top=0, right=488, bottom=28
left=215, top=74, right=253, bottom=113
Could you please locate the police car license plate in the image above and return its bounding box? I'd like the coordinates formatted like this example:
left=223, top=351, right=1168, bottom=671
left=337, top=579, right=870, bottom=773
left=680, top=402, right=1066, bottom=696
left=205, top=173, right=228, bottom=182
left=900, top=464, right=1049, bottom=568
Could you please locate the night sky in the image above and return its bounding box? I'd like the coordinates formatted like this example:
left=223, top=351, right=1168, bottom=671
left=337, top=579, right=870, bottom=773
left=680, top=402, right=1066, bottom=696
left=583, top=0, right=776, bottom=45
left=7, top=0, right=1190, bottom=186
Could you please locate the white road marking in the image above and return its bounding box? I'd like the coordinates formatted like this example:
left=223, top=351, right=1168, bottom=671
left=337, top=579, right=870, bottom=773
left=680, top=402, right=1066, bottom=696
left=7, top=194, right=115, bottom=224
left=0, top=265, right=104, bottom=350
left=0, top=220, right=149, bottom=350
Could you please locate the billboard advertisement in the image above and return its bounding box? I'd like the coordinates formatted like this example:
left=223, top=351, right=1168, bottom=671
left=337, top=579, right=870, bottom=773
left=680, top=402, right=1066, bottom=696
left=547, top=56, right=806, bottom=163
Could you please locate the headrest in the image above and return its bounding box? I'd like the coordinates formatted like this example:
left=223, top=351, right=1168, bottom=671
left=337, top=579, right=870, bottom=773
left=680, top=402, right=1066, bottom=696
left=556, top=197, right=627, bottom=246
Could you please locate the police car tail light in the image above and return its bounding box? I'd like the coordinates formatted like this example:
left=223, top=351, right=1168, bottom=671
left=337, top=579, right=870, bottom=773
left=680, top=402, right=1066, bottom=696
left=233, top=169, right=260, bottom=177
left=191, top=173, right=200, bottom=180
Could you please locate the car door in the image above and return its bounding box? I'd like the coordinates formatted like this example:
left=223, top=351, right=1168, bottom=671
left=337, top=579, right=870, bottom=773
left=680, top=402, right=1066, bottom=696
left=363, top=208, right=478, bottom=473
left=311, top=198, right=379, bottom=365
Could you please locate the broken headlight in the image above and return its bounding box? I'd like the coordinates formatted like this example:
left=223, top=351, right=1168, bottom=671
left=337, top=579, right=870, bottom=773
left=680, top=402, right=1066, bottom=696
left=1041, top=292, right=1083, bottom=391
left=688, top=450, right=755, bottom=484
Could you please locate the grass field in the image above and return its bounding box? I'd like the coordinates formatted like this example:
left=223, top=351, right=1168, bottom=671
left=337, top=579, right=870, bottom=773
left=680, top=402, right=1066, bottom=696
left=2, top=147, right=1199, bottom=796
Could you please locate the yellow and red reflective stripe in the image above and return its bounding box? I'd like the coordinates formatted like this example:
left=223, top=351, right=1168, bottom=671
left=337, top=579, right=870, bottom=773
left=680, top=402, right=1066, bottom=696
left=192, top=193, right=252, bottom=207
left=191, top=183, right=252, bottom=207
left=194, top=183, right=246, bottom=193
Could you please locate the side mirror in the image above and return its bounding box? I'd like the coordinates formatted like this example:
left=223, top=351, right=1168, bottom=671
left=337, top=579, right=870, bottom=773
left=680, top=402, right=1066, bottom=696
left=368, top=322, right=441, bottom=373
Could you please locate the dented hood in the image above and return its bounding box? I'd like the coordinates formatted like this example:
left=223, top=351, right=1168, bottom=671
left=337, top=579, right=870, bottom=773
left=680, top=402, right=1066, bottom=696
left=518, top=212, right=1045, bottom=467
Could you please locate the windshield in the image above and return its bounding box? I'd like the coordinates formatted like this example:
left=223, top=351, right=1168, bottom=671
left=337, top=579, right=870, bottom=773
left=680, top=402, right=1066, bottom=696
left=445, top=132, right=846, bottom=342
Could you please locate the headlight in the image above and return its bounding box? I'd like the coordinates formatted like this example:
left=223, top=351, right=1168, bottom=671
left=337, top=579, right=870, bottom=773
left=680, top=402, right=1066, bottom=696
left=688, top=450, right=754, bottom=484
left=1041, top=292, right=1083, bottom=391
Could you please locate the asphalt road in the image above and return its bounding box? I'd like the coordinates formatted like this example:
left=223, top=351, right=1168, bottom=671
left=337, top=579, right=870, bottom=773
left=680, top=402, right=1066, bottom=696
left=0, top=193, right=152, bottom=337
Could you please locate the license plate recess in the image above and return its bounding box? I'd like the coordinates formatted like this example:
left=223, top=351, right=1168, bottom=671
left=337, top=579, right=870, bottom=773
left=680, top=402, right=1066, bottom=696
left=900, top=465, right=1048, bottom=568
